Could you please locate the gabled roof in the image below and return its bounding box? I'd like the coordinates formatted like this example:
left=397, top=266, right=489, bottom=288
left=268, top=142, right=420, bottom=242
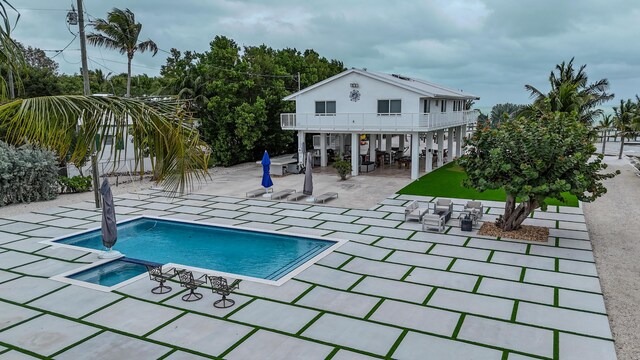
left=283, top=68, right=479, bottom=100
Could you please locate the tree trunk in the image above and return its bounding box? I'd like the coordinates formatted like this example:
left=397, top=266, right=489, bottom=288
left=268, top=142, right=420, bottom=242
left=501, top=195, right=538, bottom=231
left=618, top=133, right=625, bottom=159
left=126, top=55, right=132, bottom=97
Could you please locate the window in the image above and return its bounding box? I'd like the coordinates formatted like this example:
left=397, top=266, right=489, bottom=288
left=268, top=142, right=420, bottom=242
left=440, top=100, right=447, bottom=112
left=423, top=99, right=431, bottom=113
left=315, top=101, right=336, bottom=115
left=378, top=99, right=402, bottom=114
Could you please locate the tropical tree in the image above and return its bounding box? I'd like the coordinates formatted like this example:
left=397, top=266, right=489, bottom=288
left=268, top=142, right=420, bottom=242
left=459, top=108, right=617, bottom=231
left=87, top=8, right=158, bottom=97
left=596, top=113, right=614, bottom=153
left=613, top=99, right=640, bottom=159
left=489, top=103, right=525, bottom=126
left=0, top=0, right=22, bottom=99
left=522, top=58, right=614, bottom=125
left=0, top=1, right=209, bottom=195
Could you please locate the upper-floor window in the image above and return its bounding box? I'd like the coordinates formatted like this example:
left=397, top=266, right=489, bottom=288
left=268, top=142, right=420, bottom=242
left=315, top=101, right=336, bottom=116
left=440, top=99, right=446, bottom=112
left=423, top=99, right=431, bottom=113
left=378, top=99, right=402, bottom=114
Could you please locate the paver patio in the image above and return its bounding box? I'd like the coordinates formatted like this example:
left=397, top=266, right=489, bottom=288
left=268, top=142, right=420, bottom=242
left=0, top=189, right=616, bottom=359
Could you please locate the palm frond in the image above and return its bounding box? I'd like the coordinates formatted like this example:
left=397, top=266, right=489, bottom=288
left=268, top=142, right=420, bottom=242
left=0, top=95, right=211, bottom=194
left=137, top=39, right=158, bottom=56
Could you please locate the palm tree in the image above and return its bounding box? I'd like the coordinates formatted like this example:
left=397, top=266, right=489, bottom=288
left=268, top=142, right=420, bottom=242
left=613, top=99, right=639, bottom=159
left=0, top=1, right=209, bottom=195
left=523, top=58, right=614, bottom=125
left=87, top=8, right=157, bottom=97
left=0, top=0, right=21, bottom=99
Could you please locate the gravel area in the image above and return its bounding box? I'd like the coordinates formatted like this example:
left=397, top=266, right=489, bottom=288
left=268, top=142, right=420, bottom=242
left=583, top=156, right=640, bottom=360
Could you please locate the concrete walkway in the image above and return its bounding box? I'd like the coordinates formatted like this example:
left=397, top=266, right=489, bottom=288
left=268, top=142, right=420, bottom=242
left=583, top=159, right=640, bottom=360
left=0, top=189, right=615, bottom=359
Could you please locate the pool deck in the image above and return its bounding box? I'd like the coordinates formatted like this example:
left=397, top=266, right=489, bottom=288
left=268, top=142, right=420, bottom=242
left=0, top=190, right=615, bottom=359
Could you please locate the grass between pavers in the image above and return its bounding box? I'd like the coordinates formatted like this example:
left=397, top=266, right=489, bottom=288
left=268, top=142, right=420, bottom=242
left=397, top=162, right=579, bottom=207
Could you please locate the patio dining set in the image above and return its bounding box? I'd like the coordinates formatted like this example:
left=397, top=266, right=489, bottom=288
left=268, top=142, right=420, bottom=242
left=145, top=265, right=240, bottom=308
left=404, top=199, right=484, bottom=232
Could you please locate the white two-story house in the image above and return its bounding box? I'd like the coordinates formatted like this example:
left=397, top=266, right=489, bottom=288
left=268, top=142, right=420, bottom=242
left=281, top=68, right=479, bottom=180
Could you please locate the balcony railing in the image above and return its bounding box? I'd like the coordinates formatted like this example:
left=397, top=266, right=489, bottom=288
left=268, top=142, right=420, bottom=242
left=280, top=111, right=477, bottom=132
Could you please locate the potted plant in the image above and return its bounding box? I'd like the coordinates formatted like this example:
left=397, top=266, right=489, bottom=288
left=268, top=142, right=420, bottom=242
left=333, top=155, right=352, bottom=180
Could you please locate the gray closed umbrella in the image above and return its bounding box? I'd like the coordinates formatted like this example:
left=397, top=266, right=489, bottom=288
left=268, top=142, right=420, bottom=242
left=100, top=179, right=117, bottom=250
left=303, top=152, right=313, bottom=196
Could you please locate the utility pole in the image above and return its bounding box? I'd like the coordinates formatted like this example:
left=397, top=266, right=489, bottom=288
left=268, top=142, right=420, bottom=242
left=75, top=0, right=100, bottom=208
left=77, top=0, right=90, bottom=96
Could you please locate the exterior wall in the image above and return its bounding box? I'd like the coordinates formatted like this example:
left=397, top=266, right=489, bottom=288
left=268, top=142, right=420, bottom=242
left=294, top=72, right=421, bottom=116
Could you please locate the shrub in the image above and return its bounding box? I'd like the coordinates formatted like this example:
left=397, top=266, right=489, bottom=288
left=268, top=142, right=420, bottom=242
left=0, top=141, right=59, bottom=206
left=333, top=155, right=352, bottom=180
left=58, top=175, right=93, bottom=193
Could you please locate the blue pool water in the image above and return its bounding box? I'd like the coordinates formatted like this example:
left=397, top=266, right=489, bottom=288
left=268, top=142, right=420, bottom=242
left=68, top=259, right=148, bottom=287
left=55, top=217, right=336, bottom=280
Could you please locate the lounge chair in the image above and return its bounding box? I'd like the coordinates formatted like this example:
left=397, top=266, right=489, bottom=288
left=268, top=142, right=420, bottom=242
left=246, top=188, right=272, bottom=198
left=287, top=192, right=308, bottom=201
left=404, top=200, right=428, bottom=222
left=270, top=189, right=295, bottom=200
left=314, top=192, right=338, bottom=204
left=464, top=201, right=483, bottom=220
left=145, top=264, right=176, bottom=294
left=433, top=198, right=453, bottom=214
left=207, top=276, right=240, bottom=308
left=176, top=270, right=207, bottom=302
left=422, top=213, right=445, bottom=232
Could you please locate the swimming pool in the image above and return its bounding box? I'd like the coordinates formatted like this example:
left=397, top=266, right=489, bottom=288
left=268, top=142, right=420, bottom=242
left=66, top=258, right=149, bottom=287
left=51, top=217, right=338, bottom=281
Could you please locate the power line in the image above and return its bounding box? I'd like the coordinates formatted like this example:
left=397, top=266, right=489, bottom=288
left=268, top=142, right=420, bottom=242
left=50, top=34, right=78, bottom=59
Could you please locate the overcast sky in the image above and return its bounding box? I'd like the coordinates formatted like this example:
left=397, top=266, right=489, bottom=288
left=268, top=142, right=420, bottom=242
left=11, top=0, right=640, bottom=107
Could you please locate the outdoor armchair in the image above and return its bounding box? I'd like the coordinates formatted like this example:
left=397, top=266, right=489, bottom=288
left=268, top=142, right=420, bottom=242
left=145, top=264, right=176, bottom=295
left=464, top=201, right=484, bottom=220
left=404, top=200, right=428, bottom=222
left=207, top=276, right=240, bottom=308
left=176, top=269, right=207, bottom=302
left=433, top=199, right=453, bottom=214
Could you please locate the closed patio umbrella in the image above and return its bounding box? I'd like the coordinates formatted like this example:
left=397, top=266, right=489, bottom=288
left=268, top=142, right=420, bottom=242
left=261, top=150, right=274, bottom=190
left=303, top=152, right=314, bottom=200
left=98, top=179, right=122, bottom=259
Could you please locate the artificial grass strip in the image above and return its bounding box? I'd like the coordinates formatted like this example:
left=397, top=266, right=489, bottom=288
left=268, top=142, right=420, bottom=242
left=397, top=162, right=579, bottom=207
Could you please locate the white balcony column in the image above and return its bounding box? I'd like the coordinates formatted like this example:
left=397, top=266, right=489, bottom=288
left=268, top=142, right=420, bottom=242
left=461, top=124, right=468, bottom=141
left=297, top=131, right=305, bottom=166
left=399, top=134, right=405, bottom=155
left=437, top=129, right=445, bottom=167
left=369, top=134, right=376, bottom=162
left=320, top=133, right=328, bottom=167
left=425, top=131, right=434, bottom=173
left=411, top=132, right=420, bottom=180
left=339, top=134, right=345, bottom=156
left=386, top=134, right=392, bottom=163
left=447, top=127, right=454, bottom=163
left=455, top=126, right=462, bottom=158
left=351, top=132, right=359, bottom=176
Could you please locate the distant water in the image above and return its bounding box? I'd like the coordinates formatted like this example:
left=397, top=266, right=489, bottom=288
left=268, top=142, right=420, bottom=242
left=473, top=106, right=614, bottom=117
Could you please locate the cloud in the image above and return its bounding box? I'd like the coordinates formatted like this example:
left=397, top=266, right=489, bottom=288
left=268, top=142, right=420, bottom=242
left=10, top=0, right=640, bottom=107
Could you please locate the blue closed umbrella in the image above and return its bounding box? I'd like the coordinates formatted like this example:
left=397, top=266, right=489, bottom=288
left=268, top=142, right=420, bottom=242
left=261, top=150, right=273, bottom=189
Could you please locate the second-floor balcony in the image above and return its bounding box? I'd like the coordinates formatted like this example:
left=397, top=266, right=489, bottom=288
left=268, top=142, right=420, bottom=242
left=280, top=111, right=478, bottom=133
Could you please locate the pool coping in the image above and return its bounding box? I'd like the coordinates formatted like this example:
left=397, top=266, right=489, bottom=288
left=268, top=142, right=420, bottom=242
left=41, top=215, right=348, bottom=289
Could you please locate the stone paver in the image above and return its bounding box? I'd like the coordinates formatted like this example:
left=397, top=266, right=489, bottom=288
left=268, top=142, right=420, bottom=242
left=477, top=277, right=554, bottom=305
left=407, top=267, right=478, bottom=291
left=317, top=252, right=352, bottom=268
left=491, top=252, right=555, bottom=271
left=375, top=238, right=432, bottom=253
left=362, top=226, right=413, bottom=239
left=29, top=285, right=122, bottom=318
left=451, top=259, right=522, bottom=281
left=352, top=276, right=432, bottom=304
left=559, top=259, right=598, bottom=276
left=559, top=333, right=617, bottom=360
left=84, top=298, right=183, bottom=336
left=313, top=213, right=359, bottom=223
left=516, top=302, right=612, bottom=339
left=342, top=257, right=410, bottom=280
left=524, top=269, right=602, bottom=293
left=0, top=269, right=20, bottom=284
left=430, top=244, right=491, bottom=261
left=302, top=313, right=403, bottom=356
left=275, top=217, right=323, bottom=228
left=337, top=241, right=391, bottom=260
left=0, top=314, right=99, bottom=357
left=295, top=265, right=361, bottom=290
left=226, top=330, right=333, bottom=360
left=0, top=302, right=40, bottom=330
left=327, top=231, right=379, bottom=244
left=148, top=313, right=253, bottom=357
left=429, top=289, right=514, bottom=320
left=230, top=299, right=319, bottom=333
left=238, top=279, right=311, bottom=303
left=458, top=315, right=554, bottom=358
left=296, top=286, right=379, bottom=318
left=392, top=331, right=502, bottom=360
left=0, top=277, right=65, bottom=303
left=386, top=251, right=452, bottom=270
left=0, top=222, right=44, bottom=234
left=559, top=289, right=606, bottom=313
left=55, top=331, right=171, bottom=360
left=11, top=258, right=81, bottom=277
left=316, top=221, right=368, bottom=234
left=370, top=300, right=460, bottom=336
left=0, top=251, right=43, bottom=269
